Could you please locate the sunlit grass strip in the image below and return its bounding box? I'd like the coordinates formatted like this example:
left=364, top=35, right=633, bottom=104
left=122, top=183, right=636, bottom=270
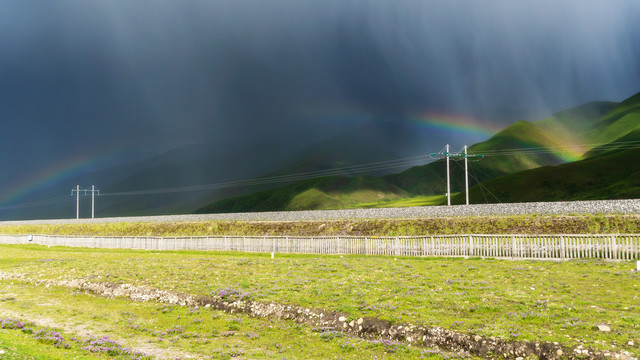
left=0, top=214, right=639, bottom=237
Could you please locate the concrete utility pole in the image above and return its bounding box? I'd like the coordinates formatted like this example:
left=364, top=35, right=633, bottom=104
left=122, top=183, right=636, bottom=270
left=92, top=185, right=96, bottom=219
left=70, top=185, right=100, bottom=219
left=430, top=145, right=484, bottom=206
left=75, top=185, right=79, bottom=219
left=464, top=145, right=469, bottom=206
left=446, top=144, right=451, bottom=206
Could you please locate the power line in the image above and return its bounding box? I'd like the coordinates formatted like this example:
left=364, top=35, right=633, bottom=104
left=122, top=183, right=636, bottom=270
left=3, top=139, right=639, bottom=212
left=477, top=140, right=640, bottom=157
left=100, top=155, right=433, bottom=197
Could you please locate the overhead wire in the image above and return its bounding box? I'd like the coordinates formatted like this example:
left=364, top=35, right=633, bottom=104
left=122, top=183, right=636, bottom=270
left=101, top=154, right=434, bottom=197
left=476, top=140, right=640, bottom=157
left=0, top=154, right=435, bottom=210
left=0, top=195, right=77, bottom=211
left=3, top=138, right=638, bottom=210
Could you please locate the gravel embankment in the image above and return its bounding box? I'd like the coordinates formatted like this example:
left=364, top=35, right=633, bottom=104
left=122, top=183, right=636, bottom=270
left=1, top=199, right=640, bottom=226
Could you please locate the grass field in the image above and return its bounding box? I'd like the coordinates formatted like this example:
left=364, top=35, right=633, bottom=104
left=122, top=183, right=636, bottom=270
left=1, top=244, right=639, bottom=359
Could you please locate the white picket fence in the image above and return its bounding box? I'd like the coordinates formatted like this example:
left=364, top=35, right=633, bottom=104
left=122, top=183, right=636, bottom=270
left=2, top=233, right=640, bottom=260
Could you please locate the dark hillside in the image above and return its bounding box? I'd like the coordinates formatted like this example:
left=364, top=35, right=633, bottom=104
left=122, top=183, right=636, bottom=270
left=453, top=148, right=640, bottom=204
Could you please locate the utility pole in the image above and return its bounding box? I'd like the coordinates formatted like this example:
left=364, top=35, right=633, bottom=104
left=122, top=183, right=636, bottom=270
left=446, top=144, right=451, bottom=206
left=92, top=185, right=96, bottom=219
left=70, top=185, right=100, bottom=219
left=75, top=185, right=79, bottom=219
left=430, top=145, right=484, bottom=206
left=464, top=145, right=469, bottom=206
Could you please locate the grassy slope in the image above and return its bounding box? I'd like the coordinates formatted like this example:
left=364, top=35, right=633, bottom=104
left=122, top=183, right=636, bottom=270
left=4, top=215, right=640, bottom=237
left=196, top=175, right=409, bottom=213
left=583, top=128, right=640, bottom=158
left=535, top=101, right=618, bottom=151
left=579, top=92, right=640, bottom=153
left=448, top=93, right=640, bottom=204
left=197, top=95, right=634, bottom=213
left=201, top=118, right=594, bottom=213
left=453, top=148, right=640, bottom=204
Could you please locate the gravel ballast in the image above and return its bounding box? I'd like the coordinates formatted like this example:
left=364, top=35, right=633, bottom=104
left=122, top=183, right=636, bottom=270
left=2, top=199, right=640, bottom=225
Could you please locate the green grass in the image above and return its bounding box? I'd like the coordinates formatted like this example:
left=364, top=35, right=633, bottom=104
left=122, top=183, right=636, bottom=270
left=194, top=93, right=639, bottom=214
left=1, top=214, right=639, bottom=237
left=0, top=330, right=103, bottom=359
left=454, top=148, right=640, bottom=204
left=0, top=246, right=489, bottom=359
left=355, top=195, right=447, bottom=208
left=195, top=175, right=409, bottom=213
left=0, top=244, right=638, bottom=358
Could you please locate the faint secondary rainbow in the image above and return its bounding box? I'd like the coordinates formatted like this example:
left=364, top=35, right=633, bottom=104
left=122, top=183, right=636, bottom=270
left=411, top=112, right=584, bottom=161
left=300, top=106, right=503, bottom=140
left=0, top=150, right=124, bottom=208
left=407, top=112, right=502, bottom=139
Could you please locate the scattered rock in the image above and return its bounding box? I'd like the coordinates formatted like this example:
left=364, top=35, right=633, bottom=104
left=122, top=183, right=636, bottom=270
left=595, top=324, right=611, bottom=332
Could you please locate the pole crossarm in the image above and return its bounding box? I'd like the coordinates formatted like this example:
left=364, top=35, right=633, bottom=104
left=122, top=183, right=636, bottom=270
left=71, top=188, right=100, bottom=196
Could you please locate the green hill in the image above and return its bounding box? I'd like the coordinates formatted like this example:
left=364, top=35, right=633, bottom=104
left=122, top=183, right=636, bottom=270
left=584, top=94, right=640, bottom=146
left=452, top=147, right=640, bottom=204
left=197, top=92, right=639, bottom=213
left=583, top=128, right=640, bottom=158
left=195, top=176, right=409, bottom=213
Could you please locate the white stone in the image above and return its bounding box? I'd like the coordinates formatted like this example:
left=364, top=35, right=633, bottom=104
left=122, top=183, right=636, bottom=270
left=357, top=318, right=363, bottom=325
left=557, top=350, right=563, bottom=356
left=474, top=335, right=482, bottom=342
left=596, top=324, right=611, bottom=332
left=339, top=316, right=346, bottom=322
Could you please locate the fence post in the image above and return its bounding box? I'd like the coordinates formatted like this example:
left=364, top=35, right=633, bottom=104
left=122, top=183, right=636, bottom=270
left=394, top=237, right=398, bottom=256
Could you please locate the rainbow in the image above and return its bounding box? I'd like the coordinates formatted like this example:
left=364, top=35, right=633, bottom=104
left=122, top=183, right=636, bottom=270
left=300, top=106, right=502, bottom=140
left=0, top=150, right=125, bottom=208
left=1, top=110, right=505, bottom=209
left=407, top=112, right=502, bottom=139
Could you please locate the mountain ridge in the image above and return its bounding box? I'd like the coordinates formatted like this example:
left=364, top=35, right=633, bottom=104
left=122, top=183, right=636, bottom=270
left=197, top=91, right=640, bottom=213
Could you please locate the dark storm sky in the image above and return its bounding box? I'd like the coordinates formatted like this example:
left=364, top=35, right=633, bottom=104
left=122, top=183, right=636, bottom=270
left=1, top=1, right=640, bottom=191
